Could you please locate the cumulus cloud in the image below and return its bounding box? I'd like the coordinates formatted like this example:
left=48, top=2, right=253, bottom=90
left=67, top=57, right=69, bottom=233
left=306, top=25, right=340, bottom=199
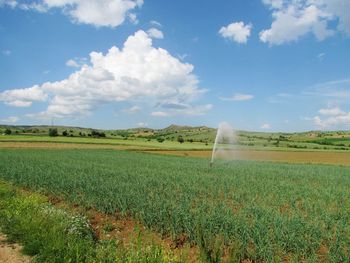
left=318, top=107, right=345, bottom=116
left=0, top=30, right=208, bottom=119
left=0, top=86, right=47, bottom=107
left=147, top=28, right=164, bottom=39
left=220, top=93, right=254, bottom=101
left=66, top=57, right=86, bottom=68
left=1, top=116, right=19, bottom=123
left=260, top=0, right=350, bottom=45
left=219, top=21, right=252, bottom=44
left=312, top=109, right=350, bottom=129
left=0, top=0, right=143, bottom=27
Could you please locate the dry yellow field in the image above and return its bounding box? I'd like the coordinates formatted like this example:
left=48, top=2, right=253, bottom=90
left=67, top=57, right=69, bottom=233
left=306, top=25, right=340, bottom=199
left=149, top=149, right=350, bottom=166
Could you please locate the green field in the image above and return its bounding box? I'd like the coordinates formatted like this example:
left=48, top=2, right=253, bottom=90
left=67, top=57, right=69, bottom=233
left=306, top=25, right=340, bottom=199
left=0, top=148, right=349, bottom=262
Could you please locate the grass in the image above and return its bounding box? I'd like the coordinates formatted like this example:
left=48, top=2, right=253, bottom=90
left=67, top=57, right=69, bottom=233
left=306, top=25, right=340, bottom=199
left=0, top=148, right=350, bottom=261
left=0, top=180, right=178, bottom=263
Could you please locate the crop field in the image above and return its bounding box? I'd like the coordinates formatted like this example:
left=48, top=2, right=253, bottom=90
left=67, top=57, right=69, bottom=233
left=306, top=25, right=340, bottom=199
left=0, top=148, right=350, bottom=262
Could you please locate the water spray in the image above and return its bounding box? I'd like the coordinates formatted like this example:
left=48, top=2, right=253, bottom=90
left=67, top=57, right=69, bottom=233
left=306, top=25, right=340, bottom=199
left=210, top=122, right=236, bottom=167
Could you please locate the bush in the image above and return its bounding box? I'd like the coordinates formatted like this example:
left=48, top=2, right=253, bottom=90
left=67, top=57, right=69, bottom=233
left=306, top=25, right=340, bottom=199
left=62, top=130, right=68, bottom=136
left=4, top=129, right=12, bottom=135
left=91, top=130, right=106, bottom=138
left=157, top=137, right=165, bottom=143
left=48, top=128, right=58, bottom=137
left=177, top=136, right=184, bottom=144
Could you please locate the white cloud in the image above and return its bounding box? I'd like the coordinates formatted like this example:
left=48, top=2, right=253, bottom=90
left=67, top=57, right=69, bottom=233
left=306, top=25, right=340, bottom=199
left=150, top=20, right=162, bottom=27
left=147, top=28, right=164, bottom=39
left=318, top=107, right=345, bottom=116
left=220, top=93, right=254, bottom=101
left=1, top=30, right=208, bottom=119
left=151, top=111, right=169, bottom=117
left=137, top=122, right=148, bottom=127
left=260, top=0, right=350, bottom=45
left=1, top=116, right=19, bottom=123
left=260, top=2, right=334, bottom=45
left=122, top=105, right=141, bottom=114
left=261, top=123, right=271, bottom=129
left=312, top=111, right=350, bottom=129
left=1, top=0, right=143, bottom=27
left=66, top=59, right=79, bottom=68
left=2, top=50, right=11, bottom=56
left=219, top=21, right=252, bottom=44
left=0, top=86, right=47, bottom=107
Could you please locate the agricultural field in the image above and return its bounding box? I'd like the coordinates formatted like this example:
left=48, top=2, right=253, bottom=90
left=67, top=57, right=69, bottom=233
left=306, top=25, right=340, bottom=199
left=0, top=148, right=350, bottom=262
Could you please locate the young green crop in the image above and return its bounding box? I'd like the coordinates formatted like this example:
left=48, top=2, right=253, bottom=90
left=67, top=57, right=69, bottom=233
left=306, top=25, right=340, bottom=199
left=0, top=149, right=349, bottom=262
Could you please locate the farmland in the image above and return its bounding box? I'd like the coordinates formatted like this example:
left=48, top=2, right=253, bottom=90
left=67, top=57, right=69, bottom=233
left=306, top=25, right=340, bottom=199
left=0, top=148, right=350, bottom=262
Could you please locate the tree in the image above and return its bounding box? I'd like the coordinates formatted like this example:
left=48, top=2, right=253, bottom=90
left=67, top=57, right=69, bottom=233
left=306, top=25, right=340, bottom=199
left=157, top=137, right=165, bottom=143
left=62, top=130, right=68, bottom=136
left=49, top=128, right=58, bottom=137
left=177, top=136, right=184, bottom=144
left=4, top=129, right=11, bottom=135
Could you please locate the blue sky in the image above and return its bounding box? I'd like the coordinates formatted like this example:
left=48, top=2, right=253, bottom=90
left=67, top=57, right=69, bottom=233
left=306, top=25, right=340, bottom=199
left=0, top=0, right=350, bottom=131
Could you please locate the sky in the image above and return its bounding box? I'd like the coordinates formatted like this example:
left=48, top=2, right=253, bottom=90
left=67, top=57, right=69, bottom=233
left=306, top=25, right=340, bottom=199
left=0, top=0, right=350, bottom=131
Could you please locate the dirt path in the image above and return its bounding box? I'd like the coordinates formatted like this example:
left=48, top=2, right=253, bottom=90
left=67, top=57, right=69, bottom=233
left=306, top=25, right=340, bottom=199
left=0, top=234, right=30, bottom=263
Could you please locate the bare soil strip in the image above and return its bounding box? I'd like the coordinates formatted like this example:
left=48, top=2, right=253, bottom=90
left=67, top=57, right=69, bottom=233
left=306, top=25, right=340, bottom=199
left=0, top=234, right=30, bottom=263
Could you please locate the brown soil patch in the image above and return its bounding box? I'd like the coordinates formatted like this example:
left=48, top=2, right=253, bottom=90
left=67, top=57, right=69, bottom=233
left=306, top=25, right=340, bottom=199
left=0, top=234, right=30, bottom=263
left=48, top=196, right=200, bottom=262
left=148, top=149, right=350, bottom=166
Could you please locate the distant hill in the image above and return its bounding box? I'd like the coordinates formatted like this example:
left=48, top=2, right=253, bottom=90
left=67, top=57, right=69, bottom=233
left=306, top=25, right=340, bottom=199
left=1, top=124, right=350, bottom=150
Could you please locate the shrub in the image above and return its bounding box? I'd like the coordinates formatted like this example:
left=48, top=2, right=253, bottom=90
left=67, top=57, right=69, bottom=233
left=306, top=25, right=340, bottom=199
left=48, top=128, right=58, bottom=137
left=177, top=136, right=184, bottom=144
left=4, top=129, right=12, bottom=135
left=157, top=137, right=165, bottom=143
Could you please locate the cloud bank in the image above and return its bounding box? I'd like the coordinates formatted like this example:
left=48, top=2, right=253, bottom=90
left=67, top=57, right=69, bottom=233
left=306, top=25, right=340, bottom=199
left=0, top=30, right=209, bottom=119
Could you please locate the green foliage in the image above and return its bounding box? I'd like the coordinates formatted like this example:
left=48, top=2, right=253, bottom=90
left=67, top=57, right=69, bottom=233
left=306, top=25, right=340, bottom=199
left=4, top=128, right=12, bottom=135
left=0, top=181, right=177, bottom=263
left=48, top=128, right=58, bottom=137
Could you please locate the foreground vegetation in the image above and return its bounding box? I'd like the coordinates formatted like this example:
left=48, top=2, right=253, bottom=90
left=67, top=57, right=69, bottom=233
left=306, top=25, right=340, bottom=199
left=0, top=181, right=177, bottom=262
left=0, top=149, right=350, bottom=262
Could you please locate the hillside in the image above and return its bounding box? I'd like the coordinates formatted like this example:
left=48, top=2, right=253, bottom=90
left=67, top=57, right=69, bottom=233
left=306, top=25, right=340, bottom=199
left=1, top=124, right=350, bottom=151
